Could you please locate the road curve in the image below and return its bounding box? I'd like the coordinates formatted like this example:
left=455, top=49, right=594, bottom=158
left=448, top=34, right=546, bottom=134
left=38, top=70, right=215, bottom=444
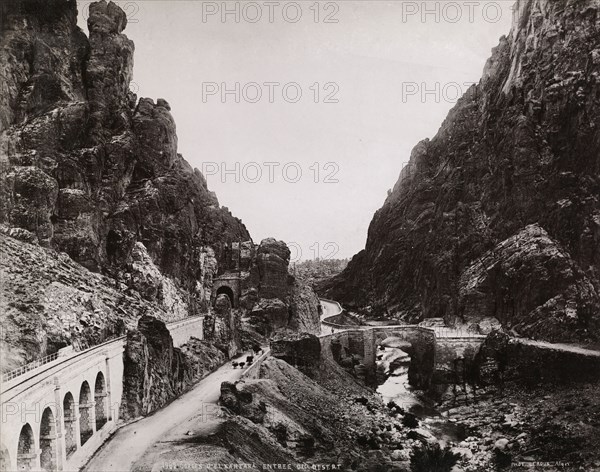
left=319, top=298, right=349, bottom=334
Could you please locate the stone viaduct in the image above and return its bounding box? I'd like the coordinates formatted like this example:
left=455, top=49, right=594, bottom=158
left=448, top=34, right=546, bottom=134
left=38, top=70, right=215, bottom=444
left=319, top=324, right=487, bottom=388
left=0, top=316, right=204, bottom=472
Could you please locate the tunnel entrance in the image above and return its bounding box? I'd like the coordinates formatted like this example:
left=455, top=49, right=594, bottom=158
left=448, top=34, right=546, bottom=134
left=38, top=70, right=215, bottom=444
left=215, top=286, right=235, bottom=307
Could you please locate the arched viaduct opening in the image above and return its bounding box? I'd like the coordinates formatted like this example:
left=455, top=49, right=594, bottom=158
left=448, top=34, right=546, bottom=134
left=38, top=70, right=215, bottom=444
left=16, top=423, right=35, bottom=471
left=39, top=408, right=57, bottom=472
left=95, top=372, right=108, bottom=430
left=63, top=392, right=77, bottom=458
left=79, top=381, right=94, bottom=445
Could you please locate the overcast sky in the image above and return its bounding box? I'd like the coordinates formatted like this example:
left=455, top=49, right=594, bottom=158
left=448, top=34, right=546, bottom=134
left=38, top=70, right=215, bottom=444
left=77, top=1, right=514, bottom=261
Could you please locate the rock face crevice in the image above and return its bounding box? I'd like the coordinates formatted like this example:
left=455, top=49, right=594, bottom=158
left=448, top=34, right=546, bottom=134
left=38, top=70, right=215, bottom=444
left=324, top=0, right=600, bottom=343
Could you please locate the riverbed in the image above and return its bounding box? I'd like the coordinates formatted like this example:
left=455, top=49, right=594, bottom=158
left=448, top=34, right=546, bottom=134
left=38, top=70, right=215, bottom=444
left=376, top=346, right=468, bottom=444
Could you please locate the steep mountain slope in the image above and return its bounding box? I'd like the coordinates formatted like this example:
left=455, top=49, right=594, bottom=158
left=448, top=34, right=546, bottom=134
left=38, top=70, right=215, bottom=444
left=324, top=0, right=600, bottom=342
left=0, top=0, right=250, bottom=318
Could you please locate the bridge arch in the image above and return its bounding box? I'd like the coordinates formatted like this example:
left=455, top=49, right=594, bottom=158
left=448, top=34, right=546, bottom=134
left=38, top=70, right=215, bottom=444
left=79, top=381, right=94, bottom=445
left=40, top=407, right=57, bottom=472
left=16, top=423, right=36, bottom=471
left=94, top=372, right=108, bottom=430
left=63, top=392, right=78, bottom=458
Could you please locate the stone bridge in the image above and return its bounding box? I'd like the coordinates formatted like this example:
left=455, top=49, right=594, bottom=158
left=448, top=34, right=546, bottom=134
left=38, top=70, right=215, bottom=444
left=319, top=318, right=600, bottom=388
left=319, top=325, right=487, bottom=387
left=0, top=316, right=204, bottom=472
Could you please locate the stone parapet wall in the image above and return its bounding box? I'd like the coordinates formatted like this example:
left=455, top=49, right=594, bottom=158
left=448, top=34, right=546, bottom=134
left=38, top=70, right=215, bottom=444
left=240, top=349, right=272, bottom=380
left=168, top=316, right=205, bottom=347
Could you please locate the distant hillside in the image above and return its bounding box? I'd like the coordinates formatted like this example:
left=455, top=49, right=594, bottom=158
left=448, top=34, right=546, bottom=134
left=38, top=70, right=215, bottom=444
left=292, top=258, right=349, bottom=291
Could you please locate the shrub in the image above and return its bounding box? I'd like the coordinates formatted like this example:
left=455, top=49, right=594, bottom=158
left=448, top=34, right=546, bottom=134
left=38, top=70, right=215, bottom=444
left=492, top=449, right=511, bottom=470
left=402, top=412, right=419, bottom=428
left=409, top=443, right=460, bottom=472
left=273, top=423, right=287, bottom=444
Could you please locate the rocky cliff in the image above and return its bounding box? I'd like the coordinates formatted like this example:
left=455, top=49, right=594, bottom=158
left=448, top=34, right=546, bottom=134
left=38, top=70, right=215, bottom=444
left=324, top=0, right=600, bottom=343
left=0, top=0, right=250, bottom=321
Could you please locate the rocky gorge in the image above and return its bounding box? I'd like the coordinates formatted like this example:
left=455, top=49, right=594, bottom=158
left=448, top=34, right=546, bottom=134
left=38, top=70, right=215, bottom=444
left=2, top=0, right=600, bottom=471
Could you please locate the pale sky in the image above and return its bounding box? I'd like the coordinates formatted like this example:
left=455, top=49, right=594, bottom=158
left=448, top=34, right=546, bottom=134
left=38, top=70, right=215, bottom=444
left=77, top=1, right=514, bottom=260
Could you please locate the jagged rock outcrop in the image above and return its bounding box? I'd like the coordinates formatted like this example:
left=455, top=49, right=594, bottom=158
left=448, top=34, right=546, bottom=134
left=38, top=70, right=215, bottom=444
left=270, top=332, right=321, bottom=373
left=220, top=381, right=267, bottom=423
left=0, top=0, right=249, bottom=321
left=324, top=0, right=600, bottom=343
left=120, top=315, right=225, bottom=419
left=242, top=238, right=321, bottom=336
left=214, top=358, right=412, bottom=471
left=251, top=238, right=291, bottom=298
left=460, top=224, right=600, bottom=341
left=474, top=330, right=600, bottom=385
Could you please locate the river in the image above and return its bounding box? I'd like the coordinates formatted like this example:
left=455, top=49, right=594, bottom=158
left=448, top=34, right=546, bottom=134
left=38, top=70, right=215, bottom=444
left=376, top=346, right=468, bottom=444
